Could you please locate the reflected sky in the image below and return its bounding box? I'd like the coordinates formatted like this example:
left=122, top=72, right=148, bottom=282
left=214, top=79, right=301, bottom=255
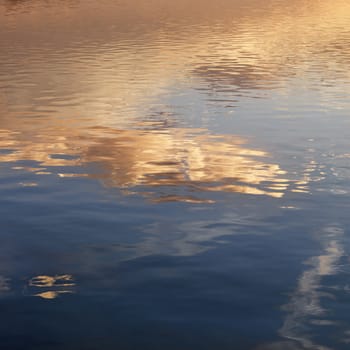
left=1, top=0, right=349, bottom=201
left=281, top=226, right=344, bottom=349
left=0, top=123, right=290, bottom=202
left=1, top=0, right=349, bottom=123
left=0, top=0, right=350, bottom=349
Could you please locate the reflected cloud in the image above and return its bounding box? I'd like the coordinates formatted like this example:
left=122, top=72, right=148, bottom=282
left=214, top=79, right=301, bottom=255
left=84, top=126, right=290, bottom=200
left=27, top=274, right=76, bottom=299
left=272, top=226, right=345, bottom=350
left=29, top=274, right=75, bottom=288
left=0, top=124, right=290, bottom=202
left=34, top=290, right=73, bottom=300
left=0, top=0, right=349, bottom=204
left=192, top=1, right=350, bottom=99
left=0, top=0, right=349, bottom=122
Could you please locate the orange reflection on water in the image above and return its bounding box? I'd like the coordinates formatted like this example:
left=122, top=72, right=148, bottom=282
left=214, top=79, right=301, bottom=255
left=29, top=275, right=75, bottom=288
left=28, top=275, right=76, bottom=299
left=34, top=290, right=73, bottom=300
left=0, top=124, right=289, bottom=201
left=0, top=0, right=349, bottom=123
left=1, top=0, right=348, bottom=202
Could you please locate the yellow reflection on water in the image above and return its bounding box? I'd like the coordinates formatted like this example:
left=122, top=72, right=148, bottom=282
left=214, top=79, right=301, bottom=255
left=29, top=275, right=75, bottom=288
left=27, top=275, right=76, bottom=299
left=34, top=290, right=74, bottom=300
left=0, top=0, right=349, bottom=201
left=0, top=124, right=289, bottom=201
left=0, top=0, right=349, bottom=122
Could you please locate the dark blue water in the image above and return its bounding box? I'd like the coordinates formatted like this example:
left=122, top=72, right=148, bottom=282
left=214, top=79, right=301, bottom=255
left=0, top=0, right=350, bottom=349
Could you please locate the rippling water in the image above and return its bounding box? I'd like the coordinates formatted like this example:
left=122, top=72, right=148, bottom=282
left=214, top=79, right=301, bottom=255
left=1, top=0, right=350, bottom=349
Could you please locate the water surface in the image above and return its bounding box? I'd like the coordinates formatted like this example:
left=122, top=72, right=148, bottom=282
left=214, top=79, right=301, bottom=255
left=1, top=0, right=350, bottom=349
